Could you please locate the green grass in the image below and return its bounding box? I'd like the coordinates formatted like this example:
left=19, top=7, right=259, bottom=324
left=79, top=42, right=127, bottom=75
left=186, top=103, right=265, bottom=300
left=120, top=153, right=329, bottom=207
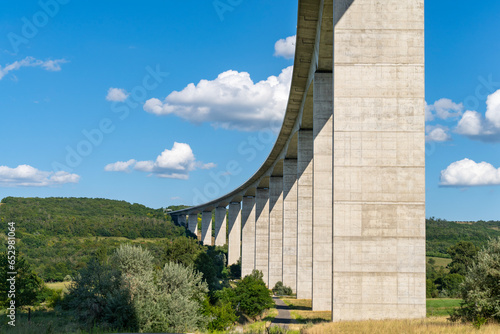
left=45, top=281, right=72, bottom=293
left=427, top=298, right=462, bottom=317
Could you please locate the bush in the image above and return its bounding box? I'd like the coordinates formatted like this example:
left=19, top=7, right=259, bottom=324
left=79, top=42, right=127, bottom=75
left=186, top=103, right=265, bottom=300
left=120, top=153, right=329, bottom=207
left=272, top=281, right=293, bottom=296
left=133, top=262, right=209, bottom=333
left=451, top=237, right=500, bottom=324
left=64, top=258, right=137, bottom=331
left=235, top=270, right=274, bottom=319
left=111, top=244, right=154, bottom=277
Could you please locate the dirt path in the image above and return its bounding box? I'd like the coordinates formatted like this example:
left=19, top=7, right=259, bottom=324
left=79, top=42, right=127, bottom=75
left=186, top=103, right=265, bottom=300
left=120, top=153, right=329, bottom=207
left=270, top=297, right=295, bottom=329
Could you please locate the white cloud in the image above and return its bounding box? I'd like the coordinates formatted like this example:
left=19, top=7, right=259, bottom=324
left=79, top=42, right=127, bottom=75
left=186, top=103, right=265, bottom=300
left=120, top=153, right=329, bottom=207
left=0, top=165, right=79, bottom=187
left=485, top=89, right=500, bottom=128
left=426, top=98, right=463, bottom=121
left=274, top=35, right=296, bottom=59
left=144, top=66, right=293, bottom=132
left=455, top=89, right=500, bottom=141
left=106, top=88, right=129, bottom=102
left=440, top=158, right=500, bottom=187
left=105, top=143, right=215, bottom=180
left=0, top=57, right=68, bottom=80
left=426, top=125, right=451, bottom=142
left=104, top=159, right=136, bottom=172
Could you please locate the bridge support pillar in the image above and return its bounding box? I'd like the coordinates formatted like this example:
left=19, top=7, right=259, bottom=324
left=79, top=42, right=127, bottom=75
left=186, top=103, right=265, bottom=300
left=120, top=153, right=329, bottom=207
left=241, top=196, right=256, bottom=278
left=312, top=71, right=333, bottom=311
left=201, top=211, right=212, bottom=246
left=269, top=176, right=284, bottom=289
left=214, top=207, right=227, bottom=247
left=297, top=129, right=313, bottom=299
left=283, top=159, right=298, bottom=292
left=188, top=214, right=198, bottom=238
left=227, top=202, right=241, bottom=266
left=255, top=188, right=270, bottom=286
left=178, top=215, right=186, bottom=227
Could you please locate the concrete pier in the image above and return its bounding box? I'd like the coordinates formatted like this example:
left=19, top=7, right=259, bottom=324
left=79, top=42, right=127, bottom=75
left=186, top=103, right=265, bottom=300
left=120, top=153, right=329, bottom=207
left=214, top=207, right=227, bottom=247
left=269, top=176, right=284, bottom=289
left=312, top=72, right=333, bottom=311
left=297, top=130, right=313, bottom=299
left=188, top=214, right=198, bottom=237
left=255, top=188, right=270, bottom=286
left=241, top=196, right=256, bottom=278
left=227, top=202, right=242, bottom=265
left=283, top=159, right=298, bottom=292
left=201, top=211, right=213, bottom=246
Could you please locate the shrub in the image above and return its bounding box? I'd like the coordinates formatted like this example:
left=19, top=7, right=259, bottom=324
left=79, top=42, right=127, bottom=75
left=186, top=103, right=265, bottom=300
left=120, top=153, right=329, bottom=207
left=64, top=258, right=137, bottom=331
left=451, top=237, right=500, bottom=324
left=111, top=244, right=154, bottom=277
left=235, top=270, right=274, bottom=319
left=272, top=281, right=293, bottom=296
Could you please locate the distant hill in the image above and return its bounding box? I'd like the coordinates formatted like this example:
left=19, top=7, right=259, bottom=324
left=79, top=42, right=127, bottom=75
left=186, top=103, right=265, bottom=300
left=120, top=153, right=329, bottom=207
left=0, top=197, right=190, bottom=281
left=426, top=217, right=500, bottom=257
left=0, top=197, right=186, bottom=239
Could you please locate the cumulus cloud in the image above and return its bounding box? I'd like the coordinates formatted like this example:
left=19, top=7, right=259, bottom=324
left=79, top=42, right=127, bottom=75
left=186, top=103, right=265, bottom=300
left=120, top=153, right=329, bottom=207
left=0, top=165, right=79, bottom=187
left=274, top=35, right=296, bottom=59
left=105, top=142, right=215, bottom=180
left=0, top=57, right=68, bottom=80
left=144, top=66, right=292, bottom=132
left=104, top=159, right=136, bottom=172
left=455, top=89, right=500, bottom=141
left=426, top=98, right=463, bottom=121
left=426, top=125, right=451, bottom=142
left=106, top=88, right=129, bottom=102
left=440, top=158, right=500, bottom=187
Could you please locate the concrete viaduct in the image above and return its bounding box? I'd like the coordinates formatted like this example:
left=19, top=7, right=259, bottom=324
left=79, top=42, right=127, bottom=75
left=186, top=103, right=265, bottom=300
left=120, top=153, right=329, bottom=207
left=170, top=0, right=426, bottom=321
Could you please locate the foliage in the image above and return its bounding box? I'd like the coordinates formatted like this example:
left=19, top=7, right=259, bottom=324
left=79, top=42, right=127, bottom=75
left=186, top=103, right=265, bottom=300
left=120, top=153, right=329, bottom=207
left=451, top=237, right=500, bottom=324
left=111, top=244, right=154, bottom=277
left=205, top=288, right=238, bottom=331
left=272, top=281, right=293, bottom=296
left=63, top=257, right=137, bottom=331
left=0, top=252, right=43, bottom=308
left=160, top=236, right=204, bottom=267
left=0, top=197, right=186, bottom=282
left=447, top=241, right=479, bottom=276
left=229, top=258, right=242, bottom=279
left=133, top=261, right=209, bottom=333
left=426, top=217, right=500, bottom=257
left=235, top=270, right=274, bottom=319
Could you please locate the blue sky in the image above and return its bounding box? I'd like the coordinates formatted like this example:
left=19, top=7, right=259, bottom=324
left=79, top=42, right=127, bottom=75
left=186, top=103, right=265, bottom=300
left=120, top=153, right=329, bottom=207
left=1, top=0, right=500, bottom=221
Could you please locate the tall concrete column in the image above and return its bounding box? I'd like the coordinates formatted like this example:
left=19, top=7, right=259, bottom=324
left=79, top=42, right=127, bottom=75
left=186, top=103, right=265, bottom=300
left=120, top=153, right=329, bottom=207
left=201, top=211, right=213, bottom=246
left=269, top=176, right=284, bottom=288
left=313, top=72, right=333, bottom=311
left=283, top=159, right=298, bottom=292
left=227, top=202, right=241, bottom=266
left=255, top=188, right=270, bottom=286
left=241, top=196, right=256, bottom=278
left=331, top=0, right=425, bottom=321
left=178, top=215, right=187, bottom=227
left=297, top=130, right=313, bottom=299
left=188, top=214, right=198, bottom=237
left=214, top=207, right=227, bottom=247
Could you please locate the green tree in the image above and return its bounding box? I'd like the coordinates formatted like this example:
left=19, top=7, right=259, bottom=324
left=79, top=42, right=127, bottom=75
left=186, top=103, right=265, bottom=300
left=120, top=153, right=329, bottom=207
left=0, top=252, right=43, bottom=308
left=451, top=237, right=500, bottom=324
left=235, top=270, right=274, bottom=319
left=64, top=257, right=137, bottom=331
left=447, top=241, right=479, bottom=276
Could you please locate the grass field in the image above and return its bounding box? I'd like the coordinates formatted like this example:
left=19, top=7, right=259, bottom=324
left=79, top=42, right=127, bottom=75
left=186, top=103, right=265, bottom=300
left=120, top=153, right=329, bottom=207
left=427, top=256, right=452, bottom=268
left=304, top=317, right=500, bottom=333
left=427, top=298, right=462, bottom=317
left=45, top=281, right=72, bottom=293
